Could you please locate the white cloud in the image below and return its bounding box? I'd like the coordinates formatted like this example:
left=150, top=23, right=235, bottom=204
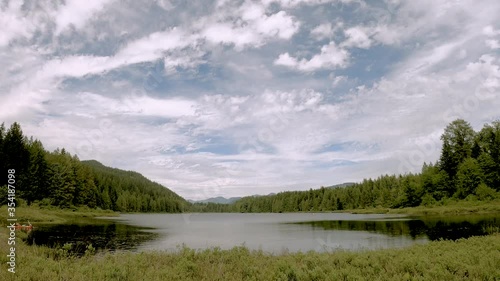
left=203, top=23, right=261, bottom=49
left=310, top=23, right=336, bottom=40
left=482, top=25, right=500, bottom=37
left=274, top=42, right=349, bottom=71
left=30, top=27, right=197, bottom=81
left=71, top=92, right=198, bottom=118
left=274, top=52, right=297, bottom=67
left=331, top=75, right=347, bottom=86
left=115, top=28, right=196, bottom=64
left=54, top=0, right=115, bottom=35
left=341, top=27, right=371, bottom=49
left=0, top=0, right=35, bottom=46
left=2, top=0, right=500, bottom=200
left=201, top=4, right=300, bottom=50
left=263, top=0, right=360, bottom=8
left=485, top=39, right=500, bottom=50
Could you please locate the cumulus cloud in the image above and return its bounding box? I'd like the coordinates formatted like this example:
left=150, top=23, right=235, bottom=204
left=485, top=39, right=500, bottom=50
left=263, top=0, right=360, bottom=8
left=201, top=3, right=300, bottom=50
left=274, top=42, right=349, bottom=71
left=0, top=0, right=35, bottom=46
left=341, top=27, right=371, bottom=49
left=54, top=0, right=116, bottom=35
left=310, top=23, right=336, bottom=40
left=1, top=0, right=500, bottom=199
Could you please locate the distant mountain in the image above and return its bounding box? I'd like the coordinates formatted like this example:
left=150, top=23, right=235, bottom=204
left=191, top=192, right=280, bottom=204
left=326, top=182, right=356, bottom=189
left=191, top=196, right=242, bottom=204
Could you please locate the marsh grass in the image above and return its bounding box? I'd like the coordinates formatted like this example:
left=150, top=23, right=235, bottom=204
left=482, top=224, right=500, bottom=235
left=1, top=205, right=499, bottom=280
left=0, top=226, right=499, bottom=281
left=0, top=205, right=118, bottom=225
left=347, top=199, right=500, bottom=216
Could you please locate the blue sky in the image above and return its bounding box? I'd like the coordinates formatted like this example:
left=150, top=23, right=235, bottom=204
left=1, top=0, right=499, bottom=200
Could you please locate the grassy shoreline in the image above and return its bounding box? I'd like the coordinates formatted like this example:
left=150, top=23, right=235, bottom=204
left=1, top=205, right=499, bottom=280
left=0, top=226, right=498, bottom=280
left=0, top=205, right=118, bottom=225
left=1, top=199, right=500, bottom=225
left=343, top=199, right=500, bottom=216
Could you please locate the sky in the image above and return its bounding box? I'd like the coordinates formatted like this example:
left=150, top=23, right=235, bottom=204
left=0, top=0, right=499, bottom=200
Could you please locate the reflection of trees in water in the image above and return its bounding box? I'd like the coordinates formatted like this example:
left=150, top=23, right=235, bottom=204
left=24, top=222, right=158, bottom=255
left=296, top=216, right=499, bottom=241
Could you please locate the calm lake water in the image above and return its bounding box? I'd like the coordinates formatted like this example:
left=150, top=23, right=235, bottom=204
left=27, top=213, right=499, bottom=254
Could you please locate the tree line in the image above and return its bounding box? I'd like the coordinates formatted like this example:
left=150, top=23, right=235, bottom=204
left=0, top=122, right=187, bottom=212
left=195, top=119, right=500, bottom=213
left=1, top=119, right=499, bottom=213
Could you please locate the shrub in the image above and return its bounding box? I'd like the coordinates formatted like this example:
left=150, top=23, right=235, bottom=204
left=475, top=183, right=498, bottom=201
left=421, top=193, right=437, bottom=206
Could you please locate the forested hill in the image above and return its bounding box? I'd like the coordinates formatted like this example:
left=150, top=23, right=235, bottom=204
left=2, top=119, right=499, bottom=214
left=81, top=160, right=187, bottom=212
left=223, top=119, right=500, bottom=213
left=0, top=122, right=187, bottom=212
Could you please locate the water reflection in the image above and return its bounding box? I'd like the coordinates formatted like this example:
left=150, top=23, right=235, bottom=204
left=294, top=215, right=499, bottom=241
left=25, top=220, right=158, bottom=255
left=24, top=214, right=500, bottom=254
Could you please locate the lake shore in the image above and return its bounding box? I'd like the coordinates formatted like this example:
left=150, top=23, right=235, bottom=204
left=0, top=224, right=498, bottom=281
left=343, top=199, right=500, bottom=216
left=1, top=205, right=499, bottom=280
left=0, top=205, right=118, bottom=225
left=2, top=199, right=500, bottom=225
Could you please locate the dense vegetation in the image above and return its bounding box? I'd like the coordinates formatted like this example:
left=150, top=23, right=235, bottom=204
left=214, top=119, right=500, bottom=213
left=0, top=122, right=187, bottom=212
left=2, top=119, right=499, bottom=214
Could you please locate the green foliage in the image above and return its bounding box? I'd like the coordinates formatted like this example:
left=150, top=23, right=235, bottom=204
left=475, top=184, right=498, bottom=201
left=221, top=119, right=500, bottom=213
left=2, top=118, right=499, bottom=214
left=455, top=158, right=482, bottom=199
left=421, top=193, right=437, bottom=207
left=80, top=160, right=188, bottom=212
left=1, top=122, right=30, bottom=193
left=439, top=119, right=475, bottom=180
left=0, top=122, right=187, bottom=213
left=24, top=139, right=50, bottom=204
left=475, top=121, right=500, bottom=191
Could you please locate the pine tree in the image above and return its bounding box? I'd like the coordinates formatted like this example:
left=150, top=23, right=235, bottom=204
left=2, top=123, right=30, bottom=195
left=455, top=158, right=483, bottom=199
left=438, top=119, right=476, bottom=196
left=25, top=139, right=50, bottom=204
left=475, top=121, right=500, bottom=191
left=439, top=119, right=476, bottom=177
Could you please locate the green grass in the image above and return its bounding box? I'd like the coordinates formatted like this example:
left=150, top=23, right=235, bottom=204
left=0, top=227, right=499, bottom=281
left=345, top=199, right=500, bottom=216
left=0, top=205, right=118, bottom=224
left=0, top=205, right=499, bottom=280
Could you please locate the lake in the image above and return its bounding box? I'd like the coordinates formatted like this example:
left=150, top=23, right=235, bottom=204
left=26, top=213, right=499, bottom=254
